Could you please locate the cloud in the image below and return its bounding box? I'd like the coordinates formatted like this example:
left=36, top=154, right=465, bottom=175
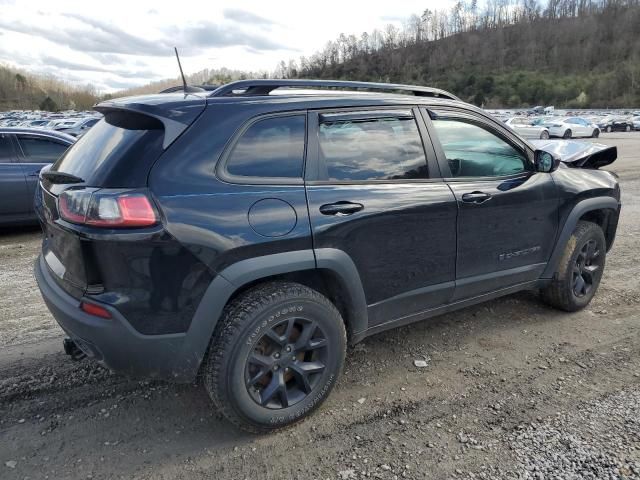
left=40, top=55, right=161, bottom=79
left=62, top=13, right=171, bottom=55
left=380, top=14, right=408, bottom=22
left=223, top=8, right=276, bottom=26
left=169, top=21, right=289, bottom=52
left=0, top=16, right=170, bottom=56
left=0, top=13, right=292, bottom=60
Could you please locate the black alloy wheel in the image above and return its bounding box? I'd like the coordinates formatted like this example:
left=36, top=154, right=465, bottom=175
left=572, top=239, right=602, bottom=298
left=245, top=317, right=328, bottom=409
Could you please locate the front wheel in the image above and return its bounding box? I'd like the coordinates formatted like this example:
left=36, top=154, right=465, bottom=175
left=606, top=125, right=612, bottom=133
left=563, top=129, right=572, bottom=139
left=203, top=282, right=346, bottom=433
left=541, top=221, right=606, bottom=312
left=626, top=125, right=631, bottom=132
left=540, top=130, right=550, bottom=139
left=592, top=129, right=600, bottom=138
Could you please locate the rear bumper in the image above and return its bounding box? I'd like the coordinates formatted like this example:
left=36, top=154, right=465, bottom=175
left=34, top=254, right=205, bottom=382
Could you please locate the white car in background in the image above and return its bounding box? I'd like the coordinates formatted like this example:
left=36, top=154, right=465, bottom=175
left=544, top=117, right=600, bottom=138
left=504, top=117, right=550, bottom=139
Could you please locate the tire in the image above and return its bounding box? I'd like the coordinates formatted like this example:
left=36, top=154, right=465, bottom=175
left=563, top=129, right=572, bottom=139
left=606, top=126, right=612, bottom=133
left=203, top=281, right=346, bottom=433
left=540, top=130, right=550, bottom=139
left=625, top=125, right=631, bottom=132
left=592, top=129, right=600, bottom=138
left=541, top=221, right=606, bottom=312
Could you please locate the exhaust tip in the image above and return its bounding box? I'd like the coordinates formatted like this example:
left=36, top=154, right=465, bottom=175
left=63, top=338, right=87, bottom=361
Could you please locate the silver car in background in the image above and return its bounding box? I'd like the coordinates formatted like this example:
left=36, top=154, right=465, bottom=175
left=504, top=117, right=550, bottom=139
left=544, top=117, right=600, bottom=138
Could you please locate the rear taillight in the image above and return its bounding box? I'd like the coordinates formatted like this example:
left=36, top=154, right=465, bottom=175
left=58, top=189, right=158, bottom=228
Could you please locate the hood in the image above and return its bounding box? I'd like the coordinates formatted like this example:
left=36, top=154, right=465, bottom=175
left=529, top=140, right=617, bottom=169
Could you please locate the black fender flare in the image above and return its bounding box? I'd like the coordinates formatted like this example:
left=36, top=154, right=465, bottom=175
left=180, top=248, right=368, bottom=380
left=541, top=196, right=620, bottom=279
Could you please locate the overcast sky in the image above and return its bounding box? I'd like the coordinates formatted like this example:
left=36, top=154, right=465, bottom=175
left=0, top=0, right=451, bottom=92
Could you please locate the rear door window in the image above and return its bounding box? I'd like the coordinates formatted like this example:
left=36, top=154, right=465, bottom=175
left=317, top=112, right=428, bottom=181
left=225, top=115, right=306, bottom=179
left=16, top=136, right=69, bottom=163
left=0, top=134, right=15, bottom=163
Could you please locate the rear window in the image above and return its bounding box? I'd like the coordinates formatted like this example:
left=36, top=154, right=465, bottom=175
left=225, top=115, right=305, bottom=178
left=318, top=116, right=428, bottom=181
left=51, top=112, right=164, bottom=187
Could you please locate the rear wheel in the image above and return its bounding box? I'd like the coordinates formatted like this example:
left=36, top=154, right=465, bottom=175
left=592, top=129, right=600, bottom=138
left=203, top=281, right=346, bottom=433
left=541, top=221, right=606, bottom=312
left=563, top=129, right=572, bottom=139
left=540, top=130, right=550, bottom=139
left=606, top=125, right=612, bottom=133
left=625, top=125, right=631, bottom=132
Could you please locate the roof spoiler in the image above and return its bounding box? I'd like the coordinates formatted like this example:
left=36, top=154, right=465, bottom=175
left=95, top=94, right=206, bottom=149
left=208, top=79, right=461, bottom=101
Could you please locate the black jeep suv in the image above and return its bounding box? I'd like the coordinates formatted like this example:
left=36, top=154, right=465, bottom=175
left=34, top=80, right=621, bottom=432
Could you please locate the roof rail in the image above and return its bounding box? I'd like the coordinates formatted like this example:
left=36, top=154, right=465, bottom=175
left=159, top=84, right=219, bottom=94
left=208, top=79, right=461, bottom=101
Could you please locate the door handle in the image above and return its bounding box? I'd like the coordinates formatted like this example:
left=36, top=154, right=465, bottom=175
left=319, top=201, right=364, bottom=216
left=461, top=191, right=492, bottom=204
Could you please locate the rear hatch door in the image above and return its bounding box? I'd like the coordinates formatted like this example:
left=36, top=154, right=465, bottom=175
left=37, top=93, right=206, bottom=298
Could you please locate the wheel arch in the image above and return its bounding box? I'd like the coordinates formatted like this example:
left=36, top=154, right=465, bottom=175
left=182, top=249, right=369, bottom=381
left=541, top=197, right=620, bottom=279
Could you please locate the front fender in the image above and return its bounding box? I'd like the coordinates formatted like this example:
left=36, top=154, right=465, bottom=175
left=541, top=196, right=620, bottom=279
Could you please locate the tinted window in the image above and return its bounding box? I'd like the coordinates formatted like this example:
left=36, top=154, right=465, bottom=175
left=431, top=115, right=529, bottom=178
left=226, top=115, right=305, bottom=178
left=319, top=116, right=428, bottom=181
left=0, top=135, right=14, bottom=162
left=52, top=115, right=164, bottom=187
left=17, top=136, right=69, bottom=163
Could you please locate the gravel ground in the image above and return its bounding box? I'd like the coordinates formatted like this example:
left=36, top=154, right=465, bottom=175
left=0, top=132, right=639, bottom=479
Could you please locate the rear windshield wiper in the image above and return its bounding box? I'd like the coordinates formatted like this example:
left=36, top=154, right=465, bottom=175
left=41, top=171, right=85, bottom=184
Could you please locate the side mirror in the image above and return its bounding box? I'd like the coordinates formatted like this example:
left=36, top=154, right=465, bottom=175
left=535, top=150, right=560, bottom=173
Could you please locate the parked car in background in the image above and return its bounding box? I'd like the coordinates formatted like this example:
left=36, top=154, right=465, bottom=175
left=597, top=116, right=634, bottom=133
left=0, top=127, right=75, bottom=226
left=55, top=117, right=100, bottom=137
left=504, top=117, right=550, bottom=139
left=630, top=116, right=640, bottom=131
left=544, top=117, right=600, bottom=138
left=20, top=119, right=51, bottom=129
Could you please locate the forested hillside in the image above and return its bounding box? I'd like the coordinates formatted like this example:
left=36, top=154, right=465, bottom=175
left=287, top=0, right=640, bottom=107
left=0, top=65, right=99, bottom=111
left=3, top=1, right=639, bottom=110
